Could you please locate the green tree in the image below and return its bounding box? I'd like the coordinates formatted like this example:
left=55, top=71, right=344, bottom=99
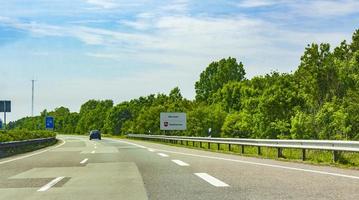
left=103, top=103, right=132, bottom=135
left=290, top=111, right=316, bottom=139
left=221, top=110, right=254, bottom=138
left=195, top=57, right=246, bottom=102
left=187, top=104, right=227, bottom=137
left=76, top=100, right=113, bottom=134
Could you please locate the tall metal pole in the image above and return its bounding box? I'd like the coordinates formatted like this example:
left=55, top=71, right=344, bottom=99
left=3, top=101, right=5, bottom=130
left=31, top=80, right=35, bottom=117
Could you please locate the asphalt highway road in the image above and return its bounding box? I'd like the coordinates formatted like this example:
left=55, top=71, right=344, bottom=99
left=0, top=135, right=359, bottom=200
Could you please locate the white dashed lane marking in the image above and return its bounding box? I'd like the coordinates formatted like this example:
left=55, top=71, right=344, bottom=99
left=37, top=177, right=65, bottom=192
left=157, top=153, right=169, bottom=157
left=194, top=173, right=229, bottom=187
left=172, top=159, right=189, bottom=166
left=80, top=158, right=88, bottom=164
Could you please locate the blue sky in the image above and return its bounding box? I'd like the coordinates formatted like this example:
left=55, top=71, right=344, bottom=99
left=1, top=0, right=359, bottom=121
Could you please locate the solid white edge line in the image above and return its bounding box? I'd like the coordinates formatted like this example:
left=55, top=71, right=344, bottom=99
left=91, top=150, right=95, bottom=154
left=157, top=153, right=169, bottom=157
left=37, top=176, right=65, bottom=192
left=154, top=148, right=359, bottom=180
left=172, top=159, right=189, bottom=166
left=148, top=148, right=155, bottom=152
left=195, top=173, right=229, bottom=187
left=0, top=138, right=66, bottom=165
left=104, top=138, right=146, bottom=148
left=80, top=158, right=88, bottom=164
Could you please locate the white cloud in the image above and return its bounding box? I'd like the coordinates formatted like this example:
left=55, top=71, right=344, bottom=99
left=237, top=0, right=283, bottom=8
left=86, top=0, right=118, bottom=9
left=291, top=0, right=359, bottom=17
left=2, top=12, right=350, bottom=75
left=85, top=52, right=120, bottom=59
left=0, top=16, right=64, bottom=37
left=120, top=19, right=151, bottom=30
left=160, top=0, right=189, bottom=13
left=237, top=0, right=359, bottom=18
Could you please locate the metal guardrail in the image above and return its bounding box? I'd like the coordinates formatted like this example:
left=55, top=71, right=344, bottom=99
left=0, top=137, right=56, bottom=157
left=127, top=134, right=359, bottom=162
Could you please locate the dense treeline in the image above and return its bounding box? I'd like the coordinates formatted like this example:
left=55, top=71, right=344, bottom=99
left=9, top=30, right=359, bottom=140
left=0, top=130, right=56, bottom=142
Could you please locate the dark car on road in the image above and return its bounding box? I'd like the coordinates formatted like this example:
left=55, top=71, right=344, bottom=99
left=89, top=130, right=101, bottom=140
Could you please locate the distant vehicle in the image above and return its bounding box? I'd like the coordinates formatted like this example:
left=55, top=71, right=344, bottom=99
left=89, top=130, right=101, bottom=140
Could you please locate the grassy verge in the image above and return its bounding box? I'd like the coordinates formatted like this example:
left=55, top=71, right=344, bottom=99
left=127, top=138, right=359, bottom=169
left=0, top=130, right=56, bottom=142
left=102, top=134, right=127, bottom=139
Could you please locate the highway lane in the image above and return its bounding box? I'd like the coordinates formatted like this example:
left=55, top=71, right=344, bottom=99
left=0, top=135, right=358, bottom=200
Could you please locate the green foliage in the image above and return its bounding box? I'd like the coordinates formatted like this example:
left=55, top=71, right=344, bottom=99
left=195, top=57, right=246, bottom=102
left=187, top=104, right=227, bottom=137
left=0, top=130, right=56, bottom=142
left=290, top=111, right=316, bottom=139
left=103, top=102, right=132, bottom=135
left=315, top=101, right=351, bottom=140
left=76, top=100, right=113, bottom=134
left=221, top=111, right=253, bottom=138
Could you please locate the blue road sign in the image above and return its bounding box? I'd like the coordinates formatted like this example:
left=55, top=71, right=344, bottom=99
left=0, top=119, right=2, bottom=129
left=0, top=100, right=11, bottom=112
left=45, top=116, right=54, bottom=130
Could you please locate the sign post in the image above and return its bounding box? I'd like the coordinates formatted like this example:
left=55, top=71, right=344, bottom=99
left=0, top=100, right=11, bottom=130
left=45, top=116, right=54, bottom=130
left=160, top=112, right=187, bottom=131
left=0, top=119, right=2, bottom=129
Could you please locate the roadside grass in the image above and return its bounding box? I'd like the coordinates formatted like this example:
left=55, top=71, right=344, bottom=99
left=126, top=138, right=359, bottom=169
left=102, top=134, right=126, bottom=139
left=0, top=130, right=56, bottom=142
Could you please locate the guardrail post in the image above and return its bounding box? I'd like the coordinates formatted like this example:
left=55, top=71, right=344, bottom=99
left=186, top=141, right=188, bottom=146
left=333, top=151, right=339, bottom=162
left=217, top=143, right=220, bottom=150
left=277, top=148, right=283, bottom=158
left=193, top=141, right=195, bottom=147
left=302, top=149, right=306, bottom=161
left=228, top=144, right=231, bottom=151
left=208, top=142, right=211, bottom=149
left=241, top=145, right=245, bottom=154
left=257, top=146, right=261, bottom=155
left=200, top=142, right=202, bottom=148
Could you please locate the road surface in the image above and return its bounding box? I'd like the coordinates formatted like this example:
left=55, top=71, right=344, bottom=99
left=0, top=135, right=358, bottom=200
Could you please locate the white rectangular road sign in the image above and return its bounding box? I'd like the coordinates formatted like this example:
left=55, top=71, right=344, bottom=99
left=160, top=112, right=187, bottom=130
